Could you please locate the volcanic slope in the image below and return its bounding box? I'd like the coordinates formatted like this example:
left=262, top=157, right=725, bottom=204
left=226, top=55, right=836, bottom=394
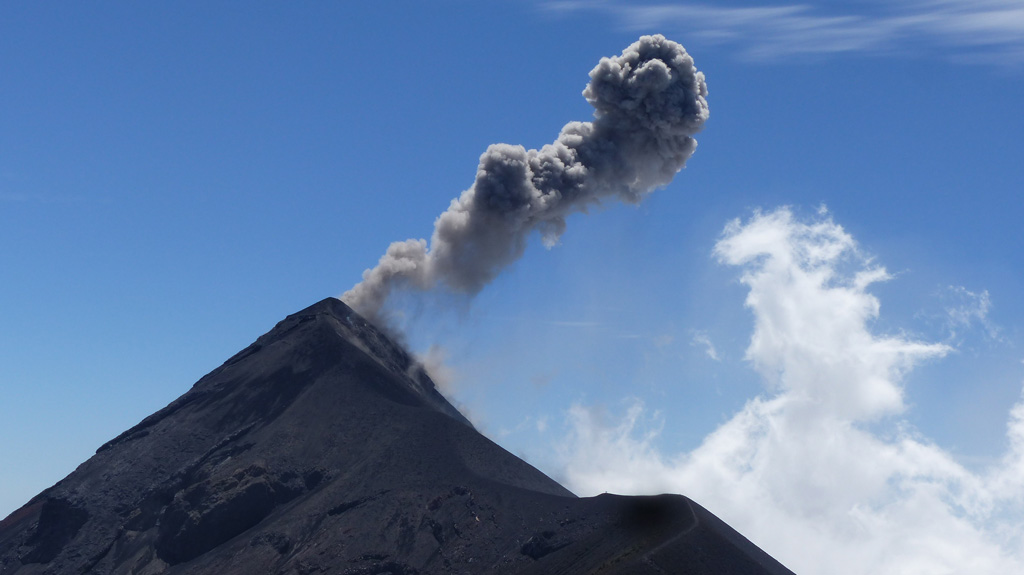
left=0, top=298, right=795, bottom=575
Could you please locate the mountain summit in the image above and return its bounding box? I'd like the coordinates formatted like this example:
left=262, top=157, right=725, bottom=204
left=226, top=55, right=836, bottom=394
left=0, top=298, right=794, bottom=574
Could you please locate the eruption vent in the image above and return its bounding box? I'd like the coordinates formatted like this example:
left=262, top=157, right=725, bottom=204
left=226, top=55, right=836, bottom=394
left=343, top=35, right=709, bottom=320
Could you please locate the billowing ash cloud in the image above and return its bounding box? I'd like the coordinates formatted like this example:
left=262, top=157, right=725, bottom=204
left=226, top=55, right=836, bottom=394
left=343, top=35, right=708, bottom=320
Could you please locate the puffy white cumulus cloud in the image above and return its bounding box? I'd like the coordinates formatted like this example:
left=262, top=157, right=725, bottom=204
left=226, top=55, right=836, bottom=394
left=714, top=208, right=950, bottom=421
left=556, top=207, right=1024, bottom=574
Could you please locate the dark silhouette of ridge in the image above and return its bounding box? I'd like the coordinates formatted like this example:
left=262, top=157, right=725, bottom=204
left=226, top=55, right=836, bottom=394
left=0, top=298, right=795, bottom=574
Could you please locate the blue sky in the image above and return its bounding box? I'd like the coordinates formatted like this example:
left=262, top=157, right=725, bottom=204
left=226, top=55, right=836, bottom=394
left=2, top=1, right=1023, bottom=572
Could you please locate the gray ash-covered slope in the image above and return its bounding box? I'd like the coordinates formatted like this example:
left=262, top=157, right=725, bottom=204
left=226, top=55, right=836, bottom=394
left=0, top=298, right=794, bottom=575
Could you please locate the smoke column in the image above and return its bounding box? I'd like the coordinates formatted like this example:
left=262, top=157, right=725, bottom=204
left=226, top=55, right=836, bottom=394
left=343, top=35, right=709, bottom=320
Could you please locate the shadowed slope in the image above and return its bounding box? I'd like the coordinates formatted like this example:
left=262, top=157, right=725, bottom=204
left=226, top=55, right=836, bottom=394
left=0, top=298, right=794, bottom=575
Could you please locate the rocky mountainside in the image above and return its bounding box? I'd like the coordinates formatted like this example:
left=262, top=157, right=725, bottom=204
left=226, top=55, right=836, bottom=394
left=0, top=298, right=795, bottom=574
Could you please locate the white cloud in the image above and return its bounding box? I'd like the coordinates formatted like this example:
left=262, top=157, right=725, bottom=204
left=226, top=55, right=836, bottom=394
left=544, top=0, right=1024, bottom=62
left=690, top=331, right=720, bottom=361
left=943, top=285, right=1001, bottom=342
left=714, top=208, right=949, bottom=419
left=554, top=207, right=1024, bottom=574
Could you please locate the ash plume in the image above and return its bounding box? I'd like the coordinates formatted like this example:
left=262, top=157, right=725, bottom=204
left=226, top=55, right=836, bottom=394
left=343, top=35, right=708, bottom=321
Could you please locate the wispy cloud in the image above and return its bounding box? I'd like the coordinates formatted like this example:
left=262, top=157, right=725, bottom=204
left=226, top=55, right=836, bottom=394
left=545, top=0, right=1024, bottom=63
left=554, top=207, right=1024, bottom=574
left=690, top=330, right=720, bottom=361
left=499, top=414, right=552, bottom=437
left=914, top=284, right=1005, bottom=346
left=943, top=285, right=1001, bottom=342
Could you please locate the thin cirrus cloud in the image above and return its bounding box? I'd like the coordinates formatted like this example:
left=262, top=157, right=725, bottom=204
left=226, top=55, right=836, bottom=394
left=554, top=207, right=1024, bottom=574
left=942, top=285, right=1002, bottom=342
left=690, top=331, right=720, bottom=361
left=545, top=0, right=1024, bottom=62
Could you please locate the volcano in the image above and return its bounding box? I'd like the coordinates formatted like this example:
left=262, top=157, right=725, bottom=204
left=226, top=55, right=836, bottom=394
left=0, top=298, right=794, bottom=574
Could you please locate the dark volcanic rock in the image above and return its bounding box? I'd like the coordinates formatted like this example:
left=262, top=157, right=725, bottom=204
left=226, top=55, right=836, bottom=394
left=0, top=298, right=795, bottom=575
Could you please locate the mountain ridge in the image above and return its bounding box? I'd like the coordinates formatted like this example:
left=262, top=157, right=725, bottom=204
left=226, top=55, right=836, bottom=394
left=0, top=298, right=794, bottom=575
